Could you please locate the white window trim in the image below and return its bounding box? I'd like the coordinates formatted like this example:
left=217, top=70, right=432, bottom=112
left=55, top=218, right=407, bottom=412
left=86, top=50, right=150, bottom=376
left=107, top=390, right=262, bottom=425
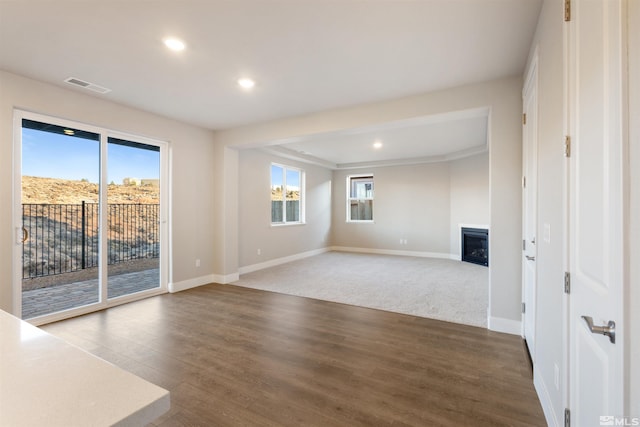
left=271, top=163, right=305, bottom=226
left=346, top=173, right=374, bottom=223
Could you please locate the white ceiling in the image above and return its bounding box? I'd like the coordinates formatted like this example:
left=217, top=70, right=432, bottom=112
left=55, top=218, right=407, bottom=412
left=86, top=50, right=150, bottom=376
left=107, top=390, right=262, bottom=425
left=0, top=0, right=541, bottom=167
left=263, top=107, right=490, bottom=169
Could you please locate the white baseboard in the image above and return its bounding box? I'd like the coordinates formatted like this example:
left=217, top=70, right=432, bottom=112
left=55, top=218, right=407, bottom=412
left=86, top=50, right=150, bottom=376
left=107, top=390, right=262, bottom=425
left=214, top=272, right=239, bottom=284
left=169, top=274, right=216, bottom=293
left=331, top=246, right=457, bottom=260
left=238, top=247, right=330, bottom=275
left=169, top=272, right=240, bottom=292
left=238, top=247, right=459, bottom=277
left=488, top=316, right=522, bottom=335
left=534, top=367, right=561, bottom=427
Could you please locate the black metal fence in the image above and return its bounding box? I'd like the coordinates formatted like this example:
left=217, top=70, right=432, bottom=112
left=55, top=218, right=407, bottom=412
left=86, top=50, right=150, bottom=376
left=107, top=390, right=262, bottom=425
left=271, top=200, right=300, bottom=223
left=22, top=202, right=159, bottom=279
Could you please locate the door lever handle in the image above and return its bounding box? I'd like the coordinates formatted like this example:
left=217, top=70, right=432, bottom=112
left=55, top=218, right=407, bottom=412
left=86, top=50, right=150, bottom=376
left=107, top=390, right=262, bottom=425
left=582, top=316, right=616, bottom=344
left=525, top=255, right=535, bottom=261
left=16, top=227, right=28, bottom=244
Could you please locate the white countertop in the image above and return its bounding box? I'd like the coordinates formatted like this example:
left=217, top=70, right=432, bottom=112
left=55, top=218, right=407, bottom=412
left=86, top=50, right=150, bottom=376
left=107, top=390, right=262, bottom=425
left=0, top=310, right=170, bottom=427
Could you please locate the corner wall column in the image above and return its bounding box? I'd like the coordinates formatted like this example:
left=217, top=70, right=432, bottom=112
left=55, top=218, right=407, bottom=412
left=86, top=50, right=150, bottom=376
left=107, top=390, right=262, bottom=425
left=212, top=144, right=239, bottom=283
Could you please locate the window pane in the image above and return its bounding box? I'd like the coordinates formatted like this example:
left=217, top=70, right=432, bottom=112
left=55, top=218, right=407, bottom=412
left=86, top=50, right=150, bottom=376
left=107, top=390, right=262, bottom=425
left=286, top=169, right=300, bottom=222
left=350, top=176, right=373, bottom=198
left=107, top=137, right=161, bottom=299
left=350, top=200, right=373, bottom=221
left=21, top=119, right=101, bottom=319
left=271, top=164, right=303, bottom=224
left=271, top=165, right=284, bottom=201
left=348, top=175, right=374, bottom=222
left=271, top=165, right=284, bottom=222
left=285, top=169, right=300, bottom=199
left=272, top=200, right=284, bottom=222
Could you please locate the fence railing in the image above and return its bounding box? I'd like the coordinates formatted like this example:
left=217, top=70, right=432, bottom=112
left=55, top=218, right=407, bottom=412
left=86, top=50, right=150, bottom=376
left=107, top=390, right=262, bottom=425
left=271, top=200, right=300, bottom=223
left=22, top=202, right=159, bottom=279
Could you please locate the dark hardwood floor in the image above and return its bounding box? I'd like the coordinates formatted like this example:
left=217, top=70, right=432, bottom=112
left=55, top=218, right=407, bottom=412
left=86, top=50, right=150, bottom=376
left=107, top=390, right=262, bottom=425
left=42, top=284, right=546, bottom=426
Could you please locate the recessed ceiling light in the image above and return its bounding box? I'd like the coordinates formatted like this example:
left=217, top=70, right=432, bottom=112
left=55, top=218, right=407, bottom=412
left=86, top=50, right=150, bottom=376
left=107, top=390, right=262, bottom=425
left=63, top=129, right=75, bottom=136
left=373, top=141, right=383, bottom=149
left=238, top=78, right=255, bottom=90
left=163, top=37, right=185, bottom=51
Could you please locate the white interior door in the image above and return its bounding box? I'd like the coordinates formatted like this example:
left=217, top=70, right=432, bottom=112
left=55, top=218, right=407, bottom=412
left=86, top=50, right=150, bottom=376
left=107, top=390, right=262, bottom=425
left=567, top=0, right=627, bottom=424
left=522, top=54, right=538, bottom=361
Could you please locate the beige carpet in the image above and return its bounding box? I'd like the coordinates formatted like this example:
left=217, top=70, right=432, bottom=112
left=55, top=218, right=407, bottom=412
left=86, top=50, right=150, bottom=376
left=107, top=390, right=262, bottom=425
left=232, top=251, right=488, bottom=328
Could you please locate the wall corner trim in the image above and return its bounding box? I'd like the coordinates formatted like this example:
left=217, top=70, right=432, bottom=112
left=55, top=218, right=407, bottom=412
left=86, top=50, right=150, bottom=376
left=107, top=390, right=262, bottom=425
left=488, top=316, right=522, bottom=335
left=214, top=272, right=240, bottom=284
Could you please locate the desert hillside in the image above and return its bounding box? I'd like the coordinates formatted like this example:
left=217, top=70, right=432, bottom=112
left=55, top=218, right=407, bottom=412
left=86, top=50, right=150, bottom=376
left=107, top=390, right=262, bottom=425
left=271, top=187, right=300, bottom=201
left=22, top=176, right=159, bottom=204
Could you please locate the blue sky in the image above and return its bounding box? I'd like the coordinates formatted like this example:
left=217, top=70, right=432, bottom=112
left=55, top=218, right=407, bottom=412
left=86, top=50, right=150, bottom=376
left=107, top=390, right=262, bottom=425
left=22, top=128, right=159, bottom=184
left=271, top=164, right=300, bottom=190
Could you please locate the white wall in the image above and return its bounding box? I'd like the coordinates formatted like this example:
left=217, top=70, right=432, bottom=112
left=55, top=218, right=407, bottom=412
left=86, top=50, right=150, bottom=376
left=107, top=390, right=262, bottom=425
left=215, top=76, right=523, bottom=328
left=449, top=153, right=490, bottom=258
left=329, top=154, right=489, bottom=259
left=236, top=147, right=488, bottom=270
left=523, top=0, right=565, bottom=424
left=237, top=149, right=332, bottom=269
left=331, top=162, right=452, bottom=256
left=0, top=71, right=217, bottom=313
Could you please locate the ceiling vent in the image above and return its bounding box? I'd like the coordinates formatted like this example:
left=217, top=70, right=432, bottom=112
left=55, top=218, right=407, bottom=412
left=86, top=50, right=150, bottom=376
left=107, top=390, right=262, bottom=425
left=64, top=77, right=111, bottom=94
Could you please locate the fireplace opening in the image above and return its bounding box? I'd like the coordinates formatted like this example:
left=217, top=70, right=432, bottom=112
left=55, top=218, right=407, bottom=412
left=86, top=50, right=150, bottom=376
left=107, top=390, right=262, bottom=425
left=461, top=227, right=489, bottom=267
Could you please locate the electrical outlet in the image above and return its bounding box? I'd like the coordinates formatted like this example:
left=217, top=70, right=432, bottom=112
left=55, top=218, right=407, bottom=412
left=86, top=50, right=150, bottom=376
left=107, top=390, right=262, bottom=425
left=195, top=259, right=201, bottom=267
left=404, top=239, right=408, bottom=245
left=257, top=249, right=261, bottom=255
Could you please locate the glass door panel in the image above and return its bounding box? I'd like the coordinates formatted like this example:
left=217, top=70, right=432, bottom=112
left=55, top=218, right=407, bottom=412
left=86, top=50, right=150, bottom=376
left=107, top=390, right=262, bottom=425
left=21, top=119, right=101, bottom=319
left=106, top=137, right=161, bottom=298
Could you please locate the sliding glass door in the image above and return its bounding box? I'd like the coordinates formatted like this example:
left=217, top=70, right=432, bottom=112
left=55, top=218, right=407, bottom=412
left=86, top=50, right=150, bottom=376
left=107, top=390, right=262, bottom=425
left=107, top=137, right=161, bottom=299
left=14, top=111, right=168, bottom=323
left=19, top=119, right=101, bottom=319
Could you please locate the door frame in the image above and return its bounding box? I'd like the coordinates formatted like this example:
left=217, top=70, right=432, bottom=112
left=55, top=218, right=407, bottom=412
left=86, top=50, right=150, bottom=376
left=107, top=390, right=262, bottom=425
left=522, top=47, right=539, bottom=360
left=12, top=109, right=170, bottom=325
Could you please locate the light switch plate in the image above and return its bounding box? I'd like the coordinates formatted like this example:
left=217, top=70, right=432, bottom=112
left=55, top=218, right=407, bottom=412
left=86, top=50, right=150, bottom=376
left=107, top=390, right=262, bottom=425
left=544, top=223, right=551, bottom=243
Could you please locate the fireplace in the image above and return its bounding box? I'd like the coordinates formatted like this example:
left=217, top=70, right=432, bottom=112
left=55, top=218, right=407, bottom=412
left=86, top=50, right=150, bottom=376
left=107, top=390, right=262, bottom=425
left=461, top=227, right=489, bottom=267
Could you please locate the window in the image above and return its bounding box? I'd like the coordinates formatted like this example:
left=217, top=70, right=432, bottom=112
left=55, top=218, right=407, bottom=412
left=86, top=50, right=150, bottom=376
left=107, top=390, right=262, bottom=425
left=271, top=164, right=304, bottom=224
left=347, top=174, right=374, bottom=222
